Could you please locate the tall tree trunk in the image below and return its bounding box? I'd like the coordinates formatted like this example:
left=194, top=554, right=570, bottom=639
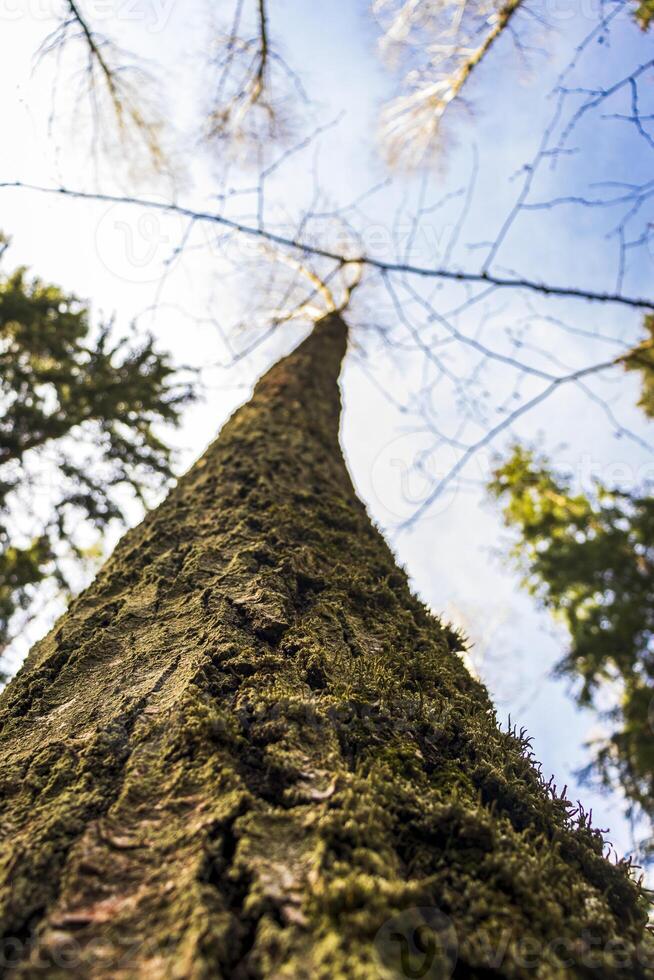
left=0, top=315, right=651, bottom=979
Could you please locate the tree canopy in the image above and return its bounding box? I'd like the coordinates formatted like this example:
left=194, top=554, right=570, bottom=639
left=0, top=238, right=193, bottom=672
left=490, top=322, right=654, bottom=856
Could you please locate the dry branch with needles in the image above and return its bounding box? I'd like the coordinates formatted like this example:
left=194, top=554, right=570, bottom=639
left=374, top=0, right=524, bottom=168
left=206, top=0, right=306, bottom=160
left=38, top=0, right=168, bottom=178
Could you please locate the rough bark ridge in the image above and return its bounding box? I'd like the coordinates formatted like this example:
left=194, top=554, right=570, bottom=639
left=0, top=315, right=652, bottom=979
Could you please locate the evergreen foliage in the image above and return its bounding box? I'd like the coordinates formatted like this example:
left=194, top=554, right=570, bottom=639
left=490, top=320, right=654, bottom=854
left=0, top=239, right=193, bottom=671
left=625, top=315, right=654, bottom=420
left=635, top=0, right=654, bottom=29
left=490, top=449, right=654, bottom=855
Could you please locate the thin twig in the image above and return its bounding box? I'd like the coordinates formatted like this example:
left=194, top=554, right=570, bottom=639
left=2, top=180, right=652, bottom=311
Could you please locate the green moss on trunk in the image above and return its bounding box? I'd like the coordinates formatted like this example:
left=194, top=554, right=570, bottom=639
left=0, top=315, right=652, bottom=978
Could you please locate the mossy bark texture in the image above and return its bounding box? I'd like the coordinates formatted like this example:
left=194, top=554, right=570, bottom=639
left=0, top=315, right=652, bottom=979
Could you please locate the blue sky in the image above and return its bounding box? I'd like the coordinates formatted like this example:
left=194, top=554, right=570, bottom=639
left=1, top=0, right=653, bottom=866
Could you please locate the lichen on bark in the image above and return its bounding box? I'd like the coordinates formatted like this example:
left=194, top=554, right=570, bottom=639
left=0, top=315, right=652, bottom=978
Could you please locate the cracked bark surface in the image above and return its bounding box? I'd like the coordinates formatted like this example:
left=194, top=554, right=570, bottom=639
left=0, top=314, right=652, bottom=978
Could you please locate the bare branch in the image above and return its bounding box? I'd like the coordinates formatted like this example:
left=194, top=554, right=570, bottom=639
left=397, top=343, right=654, bottom=532
left=375, top=0, right=524, bottom=168
left=2, top=181, right=652, bottom=312
left=37, top=0, right=169, bottom=178
left=206, top=0, right=304, bottom=160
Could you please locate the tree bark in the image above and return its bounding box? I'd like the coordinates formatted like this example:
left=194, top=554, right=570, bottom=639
left=0, top=315, right=652, bottom=979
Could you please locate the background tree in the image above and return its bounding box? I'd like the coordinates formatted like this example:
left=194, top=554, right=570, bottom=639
left=489, top=319, right=654, bottom=854
left=0, top=236, right=193, bottom=675
left=490, top=445, right=654, bottom=852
